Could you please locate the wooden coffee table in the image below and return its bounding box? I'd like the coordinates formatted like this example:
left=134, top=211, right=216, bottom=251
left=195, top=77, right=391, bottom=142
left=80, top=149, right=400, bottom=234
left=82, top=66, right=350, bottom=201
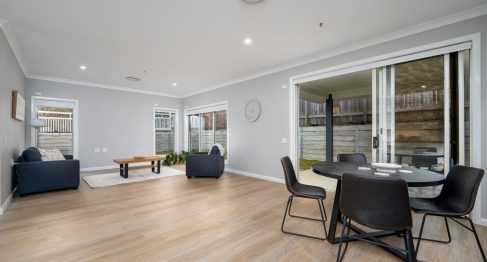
left=113, top=156, right=165, bottom=178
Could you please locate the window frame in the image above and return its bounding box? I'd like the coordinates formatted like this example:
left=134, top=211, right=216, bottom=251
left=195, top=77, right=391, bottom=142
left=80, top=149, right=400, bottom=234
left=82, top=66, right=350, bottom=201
left=153, top=107, right=179, bottom=156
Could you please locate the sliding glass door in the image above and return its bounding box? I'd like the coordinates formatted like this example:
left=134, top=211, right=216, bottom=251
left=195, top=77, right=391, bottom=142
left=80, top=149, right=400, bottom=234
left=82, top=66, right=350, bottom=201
left=185, top=103, right=228, bottom=160
left=373, top=51, right=471, bottom=175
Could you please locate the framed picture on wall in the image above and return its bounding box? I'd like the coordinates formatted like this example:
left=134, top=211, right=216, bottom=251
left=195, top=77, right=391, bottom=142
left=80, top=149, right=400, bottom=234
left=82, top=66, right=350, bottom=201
left=12, top=91, right=25, bottom=121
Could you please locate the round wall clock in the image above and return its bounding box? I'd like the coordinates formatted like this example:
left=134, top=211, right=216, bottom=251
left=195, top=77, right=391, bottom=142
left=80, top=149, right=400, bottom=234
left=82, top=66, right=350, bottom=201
left=245, top=99, right=261, bottom=122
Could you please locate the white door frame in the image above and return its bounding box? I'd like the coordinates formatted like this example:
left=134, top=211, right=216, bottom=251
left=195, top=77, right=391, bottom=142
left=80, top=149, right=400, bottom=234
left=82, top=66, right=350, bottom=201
left=30, top=96, right=79, bottom=159
left=289, top=33, right=482, bottom=224
left=153, top=107, right=179, bottom=156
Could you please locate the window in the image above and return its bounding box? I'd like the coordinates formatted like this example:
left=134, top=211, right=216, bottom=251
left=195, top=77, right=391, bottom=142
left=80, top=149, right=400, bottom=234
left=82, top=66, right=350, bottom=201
left=31, top=96, right=79, bottom=158
left=154, top=109, right=177, bottom=155
left=185, top=102, right=228, bottom=160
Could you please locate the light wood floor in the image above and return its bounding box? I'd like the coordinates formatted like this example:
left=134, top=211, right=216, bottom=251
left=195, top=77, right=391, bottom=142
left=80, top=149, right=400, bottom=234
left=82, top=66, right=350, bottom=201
left=0, top=166, right=486, bottom=261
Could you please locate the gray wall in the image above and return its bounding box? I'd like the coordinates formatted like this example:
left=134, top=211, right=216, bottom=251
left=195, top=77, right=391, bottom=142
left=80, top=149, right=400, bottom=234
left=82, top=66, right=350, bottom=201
left=25, top=79, right=182, bottom=169
left=0, top=28, right=26, bottom=206
left=183, top=15, right=487, bottom=217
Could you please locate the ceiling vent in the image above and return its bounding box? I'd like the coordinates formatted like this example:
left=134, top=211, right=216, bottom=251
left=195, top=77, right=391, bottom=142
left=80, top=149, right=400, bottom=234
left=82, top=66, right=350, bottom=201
left=242, top=0, right=263, bottom=3
left=126, top=76, right=141, bottom=82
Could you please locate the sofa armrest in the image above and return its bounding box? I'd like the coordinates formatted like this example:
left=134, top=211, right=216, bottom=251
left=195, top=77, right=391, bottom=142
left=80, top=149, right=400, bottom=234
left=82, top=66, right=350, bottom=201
left=17, top=160, right=80, bottom=195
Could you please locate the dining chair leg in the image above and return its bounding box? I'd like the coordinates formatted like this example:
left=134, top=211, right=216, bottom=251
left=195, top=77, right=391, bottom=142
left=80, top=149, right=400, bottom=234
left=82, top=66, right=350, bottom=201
left=415, top=214, right=451, bottom=254
left=317, top=199, right=328, bottom=238
left=404, top=230, right=417, bottom=262
left=415, top=214, right=427, bottom=253
left=468, top=218, right=487, bottom=262
left=281, top=195, right=326, bottom=240
left=320, top=199, right=328, bottom=221
left=287, top=196, right=325, bottom=221
left=281, top=195, right=292, bottom=233
left=336, top=217, right=350, bottom=262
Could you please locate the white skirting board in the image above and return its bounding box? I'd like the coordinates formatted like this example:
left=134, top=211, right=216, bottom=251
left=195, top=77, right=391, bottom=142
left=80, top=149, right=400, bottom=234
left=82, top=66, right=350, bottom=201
left=0, top=187, right=16, bottom=215
left=478, top=218, right=487, bottom=227
left=225, top=168, right=285, bottom=184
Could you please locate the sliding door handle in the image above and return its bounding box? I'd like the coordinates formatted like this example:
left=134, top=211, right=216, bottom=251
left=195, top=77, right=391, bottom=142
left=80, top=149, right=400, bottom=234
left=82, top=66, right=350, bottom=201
left=373, top=137, right=379, bottom=149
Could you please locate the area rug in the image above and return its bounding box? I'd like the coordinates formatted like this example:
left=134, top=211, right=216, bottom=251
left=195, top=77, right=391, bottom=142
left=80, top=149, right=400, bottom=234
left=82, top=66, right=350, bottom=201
left=82, top=167, right=185, bottom=188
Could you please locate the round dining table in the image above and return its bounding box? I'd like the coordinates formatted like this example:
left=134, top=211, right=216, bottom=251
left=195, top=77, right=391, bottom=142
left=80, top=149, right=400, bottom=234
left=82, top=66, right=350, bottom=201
left=312, top=162, right=445, bottom=261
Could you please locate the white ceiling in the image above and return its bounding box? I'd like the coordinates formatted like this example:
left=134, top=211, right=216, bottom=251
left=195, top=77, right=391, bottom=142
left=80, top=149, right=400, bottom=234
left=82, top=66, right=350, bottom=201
left=0, top=0, right=486, bottom=97
left=299, top=70, right=372, bottom=102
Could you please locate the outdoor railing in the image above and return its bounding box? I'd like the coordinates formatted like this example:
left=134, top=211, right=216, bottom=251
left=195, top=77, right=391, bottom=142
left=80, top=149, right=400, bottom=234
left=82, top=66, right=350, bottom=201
left=38, top=116, right=72, bottom=133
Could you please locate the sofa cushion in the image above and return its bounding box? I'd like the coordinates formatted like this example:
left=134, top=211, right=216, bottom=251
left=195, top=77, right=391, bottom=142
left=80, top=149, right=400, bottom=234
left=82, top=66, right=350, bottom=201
left=38, top=148, right=66, bottom=161
left=22, top=147, right=43, bottom=162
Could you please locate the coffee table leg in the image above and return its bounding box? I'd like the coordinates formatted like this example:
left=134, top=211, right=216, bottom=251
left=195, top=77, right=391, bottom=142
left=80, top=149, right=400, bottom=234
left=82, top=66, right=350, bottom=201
left=151, top=161, right=155, bottom=173
left=157, top=160, right=161, bottom=174
left=119, top=164, right=123, bottom=177
left=124, top=164, right=129, bottom=178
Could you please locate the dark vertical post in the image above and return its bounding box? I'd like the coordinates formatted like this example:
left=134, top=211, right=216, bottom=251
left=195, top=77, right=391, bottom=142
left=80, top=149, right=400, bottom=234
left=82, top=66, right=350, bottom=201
left=450, top=53, right=459, bottom=167
left=326, top=94, right=333, bottom=163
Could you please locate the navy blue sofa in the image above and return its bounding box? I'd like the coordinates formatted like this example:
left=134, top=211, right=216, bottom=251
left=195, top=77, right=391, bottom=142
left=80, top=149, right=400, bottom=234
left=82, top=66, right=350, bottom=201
left=16, top=147, right=80, bottom=196
left=186, top=146, right=224, bottom=179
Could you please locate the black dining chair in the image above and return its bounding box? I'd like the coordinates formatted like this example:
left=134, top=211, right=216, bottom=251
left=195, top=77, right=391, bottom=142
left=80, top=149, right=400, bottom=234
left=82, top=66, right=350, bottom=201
left=337, top=173, right=416, bottom=262
left=337, top=153, right=367, bottom=164
left=280, top=156, right=328, bottom=240
left=410, top=165, right=486, bottom=261
left=411, top=147, right=440, bottom=172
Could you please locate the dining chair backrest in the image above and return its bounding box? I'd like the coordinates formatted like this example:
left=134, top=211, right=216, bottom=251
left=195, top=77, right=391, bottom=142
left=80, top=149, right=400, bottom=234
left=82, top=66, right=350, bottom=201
left=281, top=156, right=299, bottom=195
left=340, top=173, right=412, bottom=231
left=337, top=153, right=367, bottom=164
left=438, top=165, right=484, bottom=215
left=412, top=147, right=438, bottom=168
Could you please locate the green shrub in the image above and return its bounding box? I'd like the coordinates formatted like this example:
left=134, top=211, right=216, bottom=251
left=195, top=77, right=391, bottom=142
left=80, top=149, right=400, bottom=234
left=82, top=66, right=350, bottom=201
left=162, top=150, right=194, bottom=166
left=299, top=158, right=322, bottom=170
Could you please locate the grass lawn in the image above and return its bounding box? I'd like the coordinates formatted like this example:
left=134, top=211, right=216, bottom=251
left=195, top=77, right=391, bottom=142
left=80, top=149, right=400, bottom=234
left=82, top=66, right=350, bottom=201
left=299, top=158, right=323, bottom=170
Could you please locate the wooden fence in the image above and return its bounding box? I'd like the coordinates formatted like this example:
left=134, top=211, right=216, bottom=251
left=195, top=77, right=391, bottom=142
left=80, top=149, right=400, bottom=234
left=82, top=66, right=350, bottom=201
left=155, top=131, right=175, bottom=154
left=300, top=125, right=372, bottom=161
left=300, top=121, right=445, bottom=163
left=38, top=133, right=73, bottom=155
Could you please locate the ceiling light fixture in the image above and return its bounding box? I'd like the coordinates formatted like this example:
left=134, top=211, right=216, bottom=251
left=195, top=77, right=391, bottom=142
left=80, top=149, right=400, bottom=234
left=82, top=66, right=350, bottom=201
left=126, top=76, right=141, bottom=82
left=421, top=85, right=427, bottom=88
left=172, top=82, right=178, bottom=87
left=79, top=65, right=87, bottom=70
left=244, top=38, right=252, bottom=45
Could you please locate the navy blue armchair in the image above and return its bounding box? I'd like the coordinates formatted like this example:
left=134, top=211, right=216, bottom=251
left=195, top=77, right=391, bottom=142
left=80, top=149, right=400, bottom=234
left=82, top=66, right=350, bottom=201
left=186, top=146, right=224, bottom=179
left=16, top=147, right=80, bottom=196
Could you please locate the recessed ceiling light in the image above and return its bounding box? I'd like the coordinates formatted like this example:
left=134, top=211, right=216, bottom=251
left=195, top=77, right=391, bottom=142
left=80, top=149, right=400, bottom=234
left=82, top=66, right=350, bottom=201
left=79, top=65, right=87, bottom=70
left=126, top=76, right=141, bottom=82
left=244, top=38, right=252, bottom=45
left=172, top=82, right=178, bottom=87
left=421, top=85, right=427, bottom=88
